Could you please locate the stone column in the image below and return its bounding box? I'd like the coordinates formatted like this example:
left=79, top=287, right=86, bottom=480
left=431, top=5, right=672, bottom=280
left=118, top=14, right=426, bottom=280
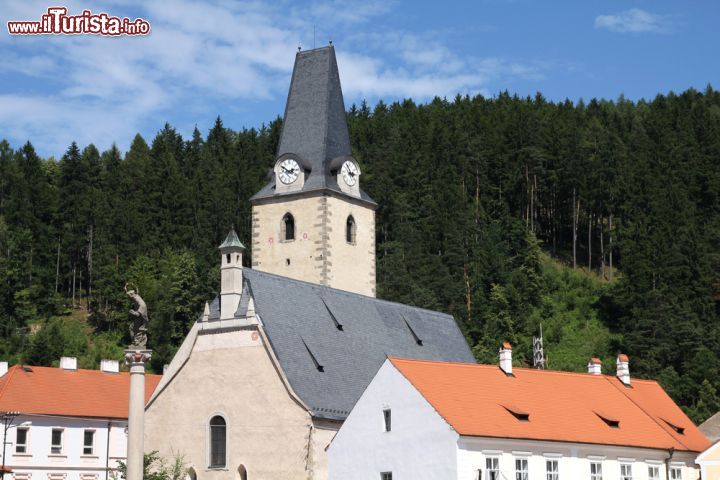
left=124, top=350, right=152, bottom=480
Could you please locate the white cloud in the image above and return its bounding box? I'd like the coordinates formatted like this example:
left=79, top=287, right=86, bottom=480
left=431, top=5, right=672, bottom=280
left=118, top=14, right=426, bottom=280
left=0, top=0, right=553, bottom=156
left=594, top=8, right=672, bottom=33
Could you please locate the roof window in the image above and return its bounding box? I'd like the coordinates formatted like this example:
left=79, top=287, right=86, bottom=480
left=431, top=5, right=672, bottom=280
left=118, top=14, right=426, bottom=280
left=302, top=339, right=324, bottom=372
left=662, top=418, right=685, bottom=435
left=502, top=404, right=529, bottom=422
left=402, top=316, right=423, bottom=346
left=595, top=411, right=620, bottom=428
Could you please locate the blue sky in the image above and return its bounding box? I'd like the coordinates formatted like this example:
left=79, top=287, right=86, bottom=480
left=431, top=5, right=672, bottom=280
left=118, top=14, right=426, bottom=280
left=1, top=0, right=718, bottom=157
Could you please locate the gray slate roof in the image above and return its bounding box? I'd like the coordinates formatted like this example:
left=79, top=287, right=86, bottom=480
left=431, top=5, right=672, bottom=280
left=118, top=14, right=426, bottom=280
left=699, top=410, right=720, bottom=442
left=233, top=268, right=475, bottom=420
left=250, top=46, right=375, bottom=206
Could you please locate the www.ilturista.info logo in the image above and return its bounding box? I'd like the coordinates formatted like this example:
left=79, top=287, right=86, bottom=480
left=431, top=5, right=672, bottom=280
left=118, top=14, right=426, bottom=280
left=7, top=7, right=150, bottom=36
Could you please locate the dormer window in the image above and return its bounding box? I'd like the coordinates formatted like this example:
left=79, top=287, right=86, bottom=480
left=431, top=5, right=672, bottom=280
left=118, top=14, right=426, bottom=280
left=282, top=213, right=295, bottom=241
left=595, top=411, right=620, bottom=428
left=503, top=404, right=529, bottom=422
left=346, top=215, right=356, bottom=244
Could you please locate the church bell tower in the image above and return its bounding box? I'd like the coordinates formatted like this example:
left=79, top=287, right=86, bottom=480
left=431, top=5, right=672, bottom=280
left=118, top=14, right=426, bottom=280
left=249, top=45, right=377, bottom=297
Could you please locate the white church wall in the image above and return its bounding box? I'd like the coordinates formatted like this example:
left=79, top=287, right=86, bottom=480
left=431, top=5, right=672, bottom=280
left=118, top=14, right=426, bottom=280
left=328, top=360, right=459, bottom=480
left=145, top=327, right=316, bottom=480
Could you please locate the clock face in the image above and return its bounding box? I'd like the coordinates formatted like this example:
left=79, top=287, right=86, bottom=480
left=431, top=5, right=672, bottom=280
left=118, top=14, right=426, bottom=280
left=278, top=158, right=300, bottom=184
left=341, top=161, right=359, bottom=186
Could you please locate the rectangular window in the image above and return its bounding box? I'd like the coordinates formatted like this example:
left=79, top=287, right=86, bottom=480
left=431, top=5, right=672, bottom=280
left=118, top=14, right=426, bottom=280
left=648, top=466, right=660, bottom=480
left=383, top=409, right=391, bottom=432
left=381, top=473, right=392, bottom=480
left=51, top=429, right=63, bottom=454
left=620, top=464, right=632, bottom=480
left=669, top=467, right=682, bottom=480
left=546, top=459, right=559, bottom=480
left=486, top=457, right=500, bottom=480
left=15, top=428, right=28, bottom=454
left=590, top=462, right=602, bottom=480
left=83, top=430, right=95, bottom=455
left=516, top=458, right=529, bottom=480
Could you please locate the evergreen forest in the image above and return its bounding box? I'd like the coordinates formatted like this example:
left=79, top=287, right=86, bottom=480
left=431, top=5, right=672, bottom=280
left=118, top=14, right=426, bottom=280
left=2, top=87, right=720, bottom=423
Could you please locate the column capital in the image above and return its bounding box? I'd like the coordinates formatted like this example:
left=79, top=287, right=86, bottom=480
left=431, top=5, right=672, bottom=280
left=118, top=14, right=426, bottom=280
left=124, top=349, right=152, bottom=366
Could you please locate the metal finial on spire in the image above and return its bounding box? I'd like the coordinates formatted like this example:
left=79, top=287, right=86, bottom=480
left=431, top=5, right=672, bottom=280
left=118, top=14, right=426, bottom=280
left=329, top=39, right=333, bottom=45
left=298, top=45, right=302, bottom=51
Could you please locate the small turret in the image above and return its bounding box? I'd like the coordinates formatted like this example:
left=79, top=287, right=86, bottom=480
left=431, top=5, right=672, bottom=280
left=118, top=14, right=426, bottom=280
left=219, top=228, right=245, bottom=320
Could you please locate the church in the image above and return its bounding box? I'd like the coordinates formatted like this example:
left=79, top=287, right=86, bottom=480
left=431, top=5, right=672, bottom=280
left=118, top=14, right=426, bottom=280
left=144, top=45, right=475, bottom=479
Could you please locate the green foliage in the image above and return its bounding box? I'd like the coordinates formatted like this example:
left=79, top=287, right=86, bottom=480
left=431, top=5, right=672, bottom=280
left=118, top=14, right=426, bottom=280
left=2, top=88, right=720, bottom=422
left=114, top=451, right=187, bottom=480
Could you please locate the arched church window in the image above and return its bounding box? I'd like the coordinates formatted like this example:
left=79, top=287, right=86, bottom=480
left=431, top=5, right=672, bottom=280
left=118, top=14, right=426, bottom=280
left=209, top=415, right=226, bottom=468
left=186, top=467, right=197, bottom=480
left=281, top=213, right=295, bottom=241
left=346, top=215, right=356, bottom=244
left=237, top=465, right=248, bottom=480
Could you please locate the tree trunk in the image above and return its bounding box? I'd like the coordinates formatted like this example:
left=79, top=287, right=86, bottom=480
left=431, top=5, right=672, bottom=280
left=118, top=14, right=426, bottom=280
left=87, top=225, right=93, bottom=301
left=55, top=240, right=61, bottom=293
left=463, top=263, right=472, bottom=322
left=600, top=216, right=605, bottom=279
left=587, top=212, right=592, bottom=272
left=572, top=187, right=578, bottom=269
left=72, top=264, right=76, bottom=308
left=609, top=214, right=614, bottom=281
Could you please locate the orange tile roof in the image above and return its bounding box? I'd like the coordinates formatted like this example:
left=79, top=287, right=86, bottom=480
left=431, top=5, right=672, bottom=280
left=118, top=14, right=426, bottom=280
left=0, top=365, right=162, bottom=419
left=389, top=357, right=710, bottom=453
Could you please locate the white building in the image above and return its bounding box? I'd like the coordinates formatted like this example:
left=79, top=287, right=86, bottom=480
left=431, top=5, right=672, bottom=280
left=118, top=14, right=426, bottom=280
left=0, top=358, right=161, bottom=480
left=328, top=347, right=709, bottom=480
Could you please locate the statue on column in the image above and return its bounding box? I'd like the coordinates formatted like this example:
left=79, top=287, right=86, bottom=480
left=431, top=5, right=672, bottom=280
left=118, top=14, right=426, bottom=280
left=125, top=283, right=148, bottom=350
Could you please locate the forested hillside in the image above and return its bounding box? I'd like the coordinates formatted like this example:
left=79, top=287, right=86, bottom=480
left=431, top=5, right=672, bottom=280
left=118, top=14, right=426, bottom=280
left=2, top=87, right=720, bottom=422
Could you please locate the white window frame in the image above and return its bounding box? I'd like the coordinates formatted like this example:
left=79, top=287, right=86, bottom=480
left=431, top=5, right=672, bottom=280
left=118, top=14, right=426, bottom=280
left=546, top=458, right=559, bottom=480
left=50, top=428, right=64, bottom=455
left=620, top=463, right=633, bottom=480
left=486, top=456, right=500, bottom=480
left=82, top=429, right=95, bottom=456
left=515, top=457, right=529, bottom=480
left=15, top=427, right=29, bottom=454
left=590, top=461, right=603, bottom=480
left=669, top=465, right=682, bottom=480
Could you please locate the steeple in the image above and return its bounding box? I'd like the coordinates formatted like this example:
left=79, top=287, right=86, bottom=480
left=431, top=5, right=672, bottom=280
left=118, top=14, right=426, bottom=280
left=278, top=45, right=351, bottom=179
left=250, top=45, right=375, bottom=205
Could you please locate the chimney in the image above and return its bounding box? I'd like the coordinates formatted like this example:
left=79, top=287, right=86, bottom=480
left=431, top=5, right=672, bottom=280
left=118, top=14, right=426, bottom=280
left=588, top=358, right=602, bottom=375
left=100, top=359, right=119, bottom=373
left=499, top=342, right=513, bottom=375
left=0, top=362, right=7, bottom=377
left=616, top=354, right=630, bottom=385
left=59, top=356, right=77, bottom=370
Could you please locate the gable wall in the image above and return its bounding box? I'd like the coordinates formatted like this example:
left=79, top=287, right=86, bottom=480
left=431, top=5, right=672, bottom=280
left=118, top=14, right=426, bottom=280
left=145, top=327, right=317, bottom=479
left=328, top=360, right=459, bottom=479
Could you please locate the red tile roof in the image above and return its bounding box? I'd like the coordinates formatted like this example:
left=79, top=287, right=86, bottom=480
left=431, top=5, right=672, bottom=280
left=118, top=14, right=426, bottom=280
left=0, top=365, right=162, bottom=419
left=389, top=357, right=710, bottom=453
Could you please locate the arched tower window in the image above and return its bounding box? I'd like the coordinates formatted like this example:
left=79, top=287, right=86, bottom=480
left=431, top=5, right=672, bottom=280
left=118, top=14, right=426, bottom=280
left=281, top=213, right=295, bottom=241
left=237, top=465, right=248, bottom=480
left=186, top=467, right=197, bottom=480
left=346, top=215, right=356, bottom=244
left=209, top=416, right=226, bottom=468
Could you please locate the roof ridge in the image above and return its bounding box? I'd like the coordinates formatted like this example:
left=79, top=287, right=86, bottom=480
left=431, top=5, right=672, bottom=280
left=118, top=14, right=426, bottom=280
left=604, top=375, right=694, bottom=451
left=244, top=269, right=453, bottom=317
left=0, top=365, right=20, bottom=401
left=390, top=358, right=611, bottom=378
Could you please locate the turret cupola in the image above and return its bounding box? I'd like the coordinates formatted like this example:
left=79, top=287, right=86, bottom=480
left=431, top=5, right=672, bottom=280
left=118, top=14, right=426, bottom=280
left=219, top=228, right=245, bottom=320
